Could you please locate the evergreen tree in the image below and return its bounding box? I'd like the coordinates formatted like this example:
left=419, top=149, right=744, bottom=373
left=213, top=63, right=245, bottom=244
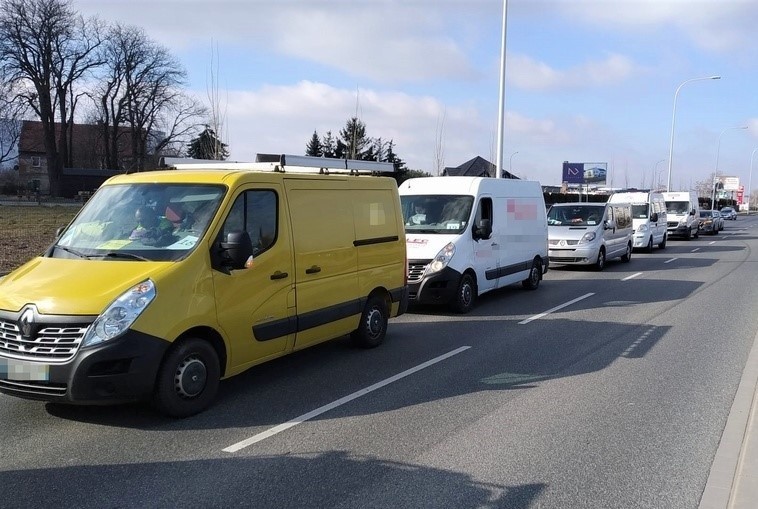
left=187, top=127, right=229, bottom=160
left=339, top=117, right=370, bottom=159
left=305, top=130, right=321, bottom=156
left=321, top=131, right=338, bottom=158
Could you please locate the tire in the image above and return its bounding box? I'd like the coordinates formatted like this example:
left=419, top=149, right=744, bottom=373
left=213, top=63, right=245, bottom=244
left=658, top=234, right=667, bottom=249
left=452, top=273, right=476, bottom=314
left=621, top=243, right=632, bottom=263
left=646, top=236, right=654, bottom=253
left=693, top=226, right=699, bottom=239
left=594, top=248, right=606, bottom=271
left=153, top=337, right=220, bottom=418
left=521, top=258, right=542, bottom=290
left=351, top=294, right=389, bottom=348
left=684, top=228, right=691, bottom=240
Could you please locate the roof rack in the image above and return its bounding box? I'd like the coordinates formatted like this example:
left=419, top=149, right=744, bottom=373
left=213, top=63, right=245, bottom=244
left=159, top=154, right=395, bottom=175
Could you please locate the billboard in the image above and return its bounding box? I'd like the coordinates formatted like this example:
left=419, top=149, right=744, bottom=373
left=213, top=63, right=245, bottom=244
left=562, top=162, right=608, bottom=185
left=721, top=176, right=740, bottom=191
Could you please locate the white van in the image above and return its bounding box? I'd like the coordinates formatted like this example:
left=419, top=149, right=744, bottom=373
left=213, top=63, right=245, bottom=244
left=662, top=191, right=700, bottom=240
left=398, top=176, right=548, bottom=314
left=608, top=191, right=667, bottom=251
left=547, top=202, right=634, bottom=271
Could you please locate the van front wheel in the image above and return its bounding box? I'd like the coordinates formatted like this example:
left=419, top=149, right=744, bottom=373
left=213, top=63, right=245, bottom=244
left=153, top=337, right=220, bottom=418
left=594, top=248, right=606, bottom=271
left=351, top=295, right=388, bottom=348
left=452, top=273, right=476, bottom=314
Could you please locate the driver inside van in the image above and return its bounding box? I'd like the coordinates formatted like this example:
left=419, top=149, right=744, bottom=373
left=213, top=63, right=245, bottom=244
left=409, top=203, right=428, bottom=225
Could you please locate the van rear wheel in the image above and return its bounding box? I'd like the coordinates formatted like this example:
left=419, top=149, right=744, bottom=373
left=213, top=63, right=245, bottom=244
left=153, top=337, right=220, bottom=418
left=621, top=243, right=632, bottom=262
left=522, top=259, right=542, bottom=290
left=452, top=273, right=476, bottom=314
left=351, top=295, right=388, bottom=348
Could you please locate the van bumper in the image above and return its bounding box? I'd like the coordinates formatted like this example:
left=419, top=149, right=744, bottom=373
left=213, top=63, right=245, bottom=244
left=548, top=245, right=598, bottom=266
left=408, top=266, right=463, bottom=305
left=0, top=330, right=169, bottom=405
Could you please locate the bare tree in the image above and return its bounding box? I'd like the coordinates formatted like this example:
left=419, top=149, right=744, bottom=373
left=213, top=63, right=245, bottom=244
left=205, top=39, right=228, bottom=160
left=91, top=23, right=205, bottom=171
left=0, top=0, right=103, bottom=195
left=0, top=71, right=27, bottom=167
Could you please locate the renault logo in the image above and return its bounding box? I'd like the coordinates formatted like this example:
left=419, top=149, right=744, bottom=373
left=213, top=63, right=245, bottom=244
left=19, top=307, right=35, bottom=337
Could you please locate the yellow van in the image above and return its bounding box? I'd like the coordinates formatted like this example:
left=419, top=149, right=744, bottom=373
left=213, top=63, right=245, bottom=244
left=0, top=155, right=408, bottom=417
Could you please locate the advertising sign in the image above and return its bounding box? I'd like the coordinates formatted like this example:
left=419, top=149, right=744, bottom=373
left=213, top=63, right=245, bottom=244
left=737, top=185, right=744, bottom=205
left=561, top=162, right=608, bottom=185
left=722, top=176, right=740, bottom=191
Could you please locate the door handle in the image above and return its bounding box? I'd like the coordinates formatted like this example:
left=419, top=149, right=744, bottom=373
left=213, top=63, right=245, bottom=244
left=305, top=265, right=321, bottom=274
left=270, top=271, right=288, bottom=280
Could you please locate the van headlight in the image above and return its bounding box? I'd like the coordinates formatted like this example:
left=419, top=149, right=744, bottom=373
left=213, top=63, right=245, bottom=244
left=82, top=279, right=156, bottom=347
left=637, top=224, right=649, bottom=232
left=579, top=232, right=596, bottom=244
left=427, top=242, right=455, bottom=275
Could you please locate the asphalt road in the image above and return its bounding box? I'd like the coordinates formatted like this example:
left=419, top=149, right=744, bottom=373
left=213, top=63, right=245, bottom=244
left=1, top=216, right=757, bottom=509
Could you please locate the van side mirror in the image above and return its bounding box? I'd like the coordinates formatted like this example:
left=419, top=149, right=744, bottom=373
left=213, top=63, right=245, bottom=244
left=604, top=220, right=616, bottom=230
left=650, top=212, right=658, bottom=222
left=216, top=230, right=254, bottom=272
left=55, top=226, right=65, bottom=237
left=690, top=209, right=696, bottom=215
left=473, top=219, right=492, bottom=240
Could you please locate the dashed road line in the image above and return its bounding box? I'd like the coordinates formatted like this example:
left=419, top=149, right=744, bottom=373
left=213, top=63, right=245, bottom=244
left=622, top=272, right=643, bottom=281
left=691, top=247, right=701, bottom=252
left=223, top=346, right=471, bottom=453
left=519, top=293, right=594, bottom=325
left=664, top=258, right=678, bottom=264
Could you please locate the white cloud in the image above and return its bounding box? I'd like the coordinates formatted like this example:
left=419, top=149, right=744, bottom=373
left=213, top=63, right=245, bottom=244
left=510, top=53, right=639, bottom=91
left=200, top=81, right=494, bottom=172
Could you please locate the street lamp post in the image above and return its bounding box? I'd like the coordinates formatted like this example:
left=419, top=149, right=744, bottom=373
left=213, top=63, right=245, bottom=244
left=495, top=0, right=509, bottom=179
left=666, top=75, right=720, bottom=192
left=509, top=151, right=518, bottom=176
left=711, top=126, right=748, bottom=210
left=748, top=148, right=758, bottom=216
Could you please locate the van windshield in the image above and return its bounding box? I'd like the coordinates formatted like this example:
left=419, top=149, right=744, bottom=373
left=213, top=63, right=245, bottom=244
left=53, top=183, right=225, bottom=262
left=400, top=195, right=473, bottom=234
left=547, top=205, right=605, bottom=226
left=665, top=201, right=689, bottom=214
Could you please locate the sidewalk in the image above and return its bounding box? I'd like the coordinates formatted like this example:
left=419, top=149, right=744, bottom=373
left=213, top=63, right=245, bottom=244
left=699, top=327, right=758, bottom=509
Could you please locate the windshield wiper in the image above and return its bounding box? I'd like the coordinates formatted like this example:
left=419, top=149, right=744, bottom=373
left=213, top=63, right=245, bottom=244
left=101, top=252, right=150, bottom=262
left=54, top=245, right=92, bottom=259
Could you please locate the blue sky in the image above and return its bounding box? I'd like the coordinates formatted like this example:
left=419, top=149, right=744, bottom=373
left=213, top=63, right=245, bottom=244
left=74, top=0, right=758, bottom=191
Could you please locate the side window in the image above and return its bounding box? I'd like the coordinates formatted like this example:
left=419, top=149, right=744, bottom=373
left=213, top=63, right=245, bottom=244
left=474, top=197, right=493, bottom=225
left=220, top=190, right=278, bottom=255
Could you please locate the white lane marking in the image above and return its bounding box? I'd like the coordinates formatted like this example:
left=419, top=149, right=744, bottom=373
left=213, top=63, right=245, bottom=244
left=691, top=247, right=701, bottom=252
left=223, top=346, right=471, bottom=453
left=664, top=258, right=678, bottom=264
left=519, top=292, right=594, bottom=325
left=709, top=241, right=716, bottom=245
left=622, top=272, right=643, bottom=281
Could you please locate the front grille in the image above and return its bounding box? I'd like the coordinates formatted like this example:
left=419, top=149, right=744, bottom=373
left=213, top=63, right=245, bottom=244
left=0, top=378, right=67, bottom=397
left=550, top=256, right=583, bottom=263
left=0, top=319, right=88, bottom=362
left=548, top=239, right=579, bottom=246
left=667, top=221, right=679, bottom=228
left=408, top=261, right=430, bottom=283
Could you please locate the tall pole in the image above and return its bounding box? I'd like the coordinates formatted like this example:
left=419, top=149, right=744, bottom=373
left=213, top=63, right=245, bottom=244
left=495, top=0, right=508, bottom=179
left=748, top=148, right=757, bottom=216
left=509, top=151, right=518, bottom=175
left=666, top=75, right=720, bottom=191
left=711, top=126, right=748, bottom=210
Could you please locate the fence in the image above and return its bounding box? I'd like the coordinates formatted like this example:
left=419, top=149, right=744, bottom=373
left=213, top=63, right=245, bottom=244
left=0, top=196, right=82, bottom=275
